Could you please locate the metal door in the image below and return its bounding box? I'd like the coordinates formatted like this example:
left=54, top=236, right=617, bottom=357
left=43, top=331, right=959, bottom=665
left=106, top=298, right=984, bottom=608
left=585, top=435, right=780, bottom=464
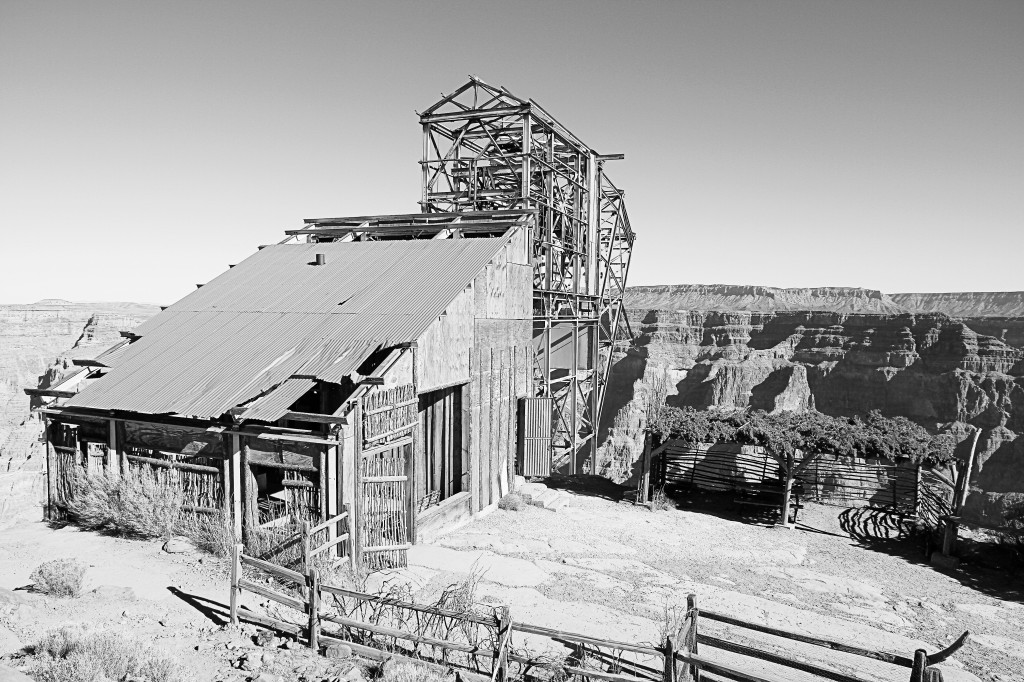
left=518, top=397, right=552, bottom=477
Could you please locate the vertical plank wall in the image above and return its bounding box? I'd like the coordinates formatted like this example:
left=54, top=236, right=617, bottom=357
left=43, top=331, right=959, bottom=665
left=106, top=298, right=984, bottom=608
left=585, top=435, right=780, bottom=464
left=415, top=230, right=533, bottom=516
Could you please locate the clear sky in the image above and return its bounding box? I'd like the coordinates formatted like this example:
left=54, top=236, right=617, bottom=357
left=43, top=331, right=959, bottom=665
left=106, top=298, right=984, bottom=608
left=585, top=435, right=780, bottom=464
left=2, top=0, right=1022, bottom=305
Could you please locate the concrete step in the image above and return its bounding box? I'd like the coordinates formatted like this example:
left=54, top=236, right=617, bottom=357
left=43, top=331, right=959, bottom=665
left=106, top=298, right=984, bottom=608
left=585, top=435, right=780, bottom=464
left=531, top=489, right=559, bottom=509
left=518, top=482, right=548, bottom=504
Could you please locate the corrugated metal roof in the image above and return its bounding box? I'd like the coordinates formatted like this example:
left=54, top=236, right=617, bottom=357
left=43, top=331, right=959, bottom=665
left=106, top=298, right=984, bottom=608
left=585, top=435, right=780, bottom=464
left=68, top=238, right=507, bottom=419
left=241, top=378, right=316, bottom=421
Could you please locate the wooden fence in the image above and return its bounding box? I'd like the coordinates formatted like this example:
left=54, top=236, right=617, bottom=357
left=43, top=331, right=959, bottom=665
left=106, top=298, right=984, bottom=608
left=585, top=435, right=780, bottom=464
left=228, top=551, right=964, bottom=682
left=652, top=443, right=919, bottom=513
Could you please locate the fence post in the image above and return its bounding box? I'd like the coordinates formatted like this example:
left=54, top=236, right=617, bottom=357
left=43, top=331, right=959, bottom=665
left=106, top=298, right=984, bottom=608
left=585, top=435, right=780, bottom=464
left=43, top=417, right=54, bottom=521
left=909, top=649, right=927, bottom=682
left=308, top=568, right=320, bottom=652
left=301, top=520, right=312, bottom=571
left=686, top=593, right=699, bottom=682
left=663, top=633, right=676, bottom=682
left=230, top=543, right=242, bottom=626
left=299, top=520, right=312, bottom=599
left=492, top=606, right=512, bottom=682
left=639, top=432, right=652, bottom=505
left=913, top=464, right=923, bottom=519
left=344, top=502, right=356, bottom=573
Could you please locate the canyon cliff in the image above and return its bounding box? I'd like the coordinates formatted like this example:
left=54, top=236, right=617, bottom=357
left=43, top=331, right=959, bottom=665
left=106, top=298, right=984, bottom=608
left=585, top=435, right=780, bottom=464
left=598, top=285, right=1024, bottom=528
left=0, top=301, right=158, bottom=526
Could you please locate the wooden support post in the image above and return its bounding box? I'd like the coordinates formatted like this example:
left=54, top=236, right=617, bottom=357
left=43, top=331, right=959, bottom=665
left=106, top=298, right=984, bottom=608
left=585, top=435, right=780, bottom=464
left=956, top=428, right=981, bottom=514
left=492, top=606, right=512, bottom=682
left=300, top=519, right=312, bottom=574
left=230, top=543, right=241, bottom=626
left=242, top=440, right=257, bottom=543
left=914, top=464, right=922, bottom=518
left=353, top=400, right=364, bottom=568
left=307, top=568, right=320, bottom=652
left=343, top=502, right=355, bottom=572
left=231, top=435, right=243, bottom=542
left=639, top=432, right=652, bottom=505
left=318, top=446, right=328, bottom=525
left=687, top=593, right=699, bottom=682
left=296, top=520, right=312, bottom=601
left=779, top=455, right=795, bottom=528
left=43, top=417, right=54, bottom=521
left=663, top=634, right=676, bottom=682
left=942, top=518, right=957, bottom=556
left=910, top=649, right=927, bottom=682
left=327, top=444, right=338, bottom=552
left=107, top=419, right=118, bottom=479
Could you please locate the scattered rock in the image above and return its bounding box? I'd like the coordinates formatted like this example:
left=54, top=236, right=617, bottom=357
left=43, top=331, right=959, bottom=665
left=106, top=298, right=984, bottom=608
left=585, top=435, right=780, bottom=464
left=930, top=552, right=961, bottom=570
left=250, top=673, right=283, bottom=682
left=90, top=585, right=137, bottom=601
left=162, top=537, right=195, bottom=554
left=325, top=643, right=352, bottom=659
left=255, top=629, right=279, bottom=647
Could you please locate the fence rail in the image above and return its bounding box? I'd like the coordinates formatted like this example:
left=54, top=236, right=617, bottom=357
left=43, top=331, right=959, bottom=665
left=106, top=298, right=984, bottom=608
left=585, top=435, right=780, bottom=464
left=228, top=548, right=964, bottom=682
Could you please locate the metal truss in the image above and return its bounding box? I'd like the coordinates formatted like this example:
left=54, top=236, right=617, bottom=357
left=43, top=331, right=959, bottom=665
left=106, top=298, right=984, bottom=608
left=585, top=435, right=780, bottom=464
left=419, top=77, right=635, bottom=473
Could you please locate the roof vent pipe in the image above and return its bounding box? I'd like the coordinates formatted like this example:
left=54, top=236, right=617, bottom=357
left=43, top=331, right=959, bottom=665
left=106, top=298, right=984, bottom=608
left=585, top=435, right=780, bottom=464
left=315, top=253, right=326, bottom=266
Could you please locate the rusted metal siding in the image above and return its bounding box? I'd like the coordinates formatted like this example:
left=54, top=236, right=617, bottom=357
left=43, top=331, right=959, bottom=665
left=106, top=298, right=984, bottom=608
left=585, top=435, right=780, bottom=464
left=68, top=238, right=508, bottom=419
left=518, top=397, right=552, bottom=477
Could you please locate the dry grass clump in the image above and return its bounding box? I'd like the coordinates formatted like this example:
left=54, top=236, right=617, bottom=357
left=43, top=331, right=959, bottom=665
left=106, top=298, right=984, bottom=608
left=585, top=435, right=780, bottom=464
left=176, top=510, right=235, bottom=558
left=64, top=468, right=182, bottom=538
left=498, top=492, right=525, bottom=511
left=30, top=559, right=87, bottom=598
left=30, top=626, right=181, bottom=682
left=650, top=487, right=673, bottom=512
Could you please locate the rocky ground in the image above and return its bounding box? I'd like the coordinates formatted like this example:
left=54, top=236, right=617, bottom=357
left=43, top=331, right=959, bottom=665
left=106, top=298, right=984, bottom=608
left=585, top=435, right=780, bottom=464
left=0, top=520, right=372, bottom=682
left=405, top=481, right=1022, bottom=681
left=1, top=483, right=1022, bottom=681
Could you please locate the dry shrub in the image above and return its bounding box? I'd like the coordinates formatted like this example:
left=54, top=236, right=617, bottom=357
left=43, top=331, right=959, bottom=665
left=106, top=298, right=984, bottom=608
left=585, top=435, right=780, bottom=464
left=31, top=626, right=181, bottom=682
left=177, top=510, right=235, bottom=558
left=64, top=468, right=182, bottom=538
left=650, top=486, right=673, bottom=512
left=321, top=564, right=496, bottom=671
left=245, top=523, right=304, bottom=569
left=497, top=492, right=525, bottom=511
left=659, top=602, right=688, bottom=641
left=30, top=559, right=86, bottom=597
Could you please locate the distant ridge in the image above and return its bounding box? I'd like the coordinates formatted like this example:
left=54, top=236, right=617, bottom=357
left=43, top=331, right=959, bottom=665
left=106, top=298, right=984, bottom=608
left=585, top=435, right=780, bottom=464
left=625, top=285, right=1024, bottom=318
left=891, top=292, right=1024, bottom=318
left=624, top=284, right=905, bottom=314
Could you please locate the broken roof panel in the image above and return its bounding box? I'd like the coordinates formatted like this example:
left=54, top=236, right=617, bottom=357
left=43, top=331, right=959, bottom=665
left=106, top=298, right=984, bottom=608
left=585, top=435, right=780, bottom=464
left=67, top=237, right=508, bottom=419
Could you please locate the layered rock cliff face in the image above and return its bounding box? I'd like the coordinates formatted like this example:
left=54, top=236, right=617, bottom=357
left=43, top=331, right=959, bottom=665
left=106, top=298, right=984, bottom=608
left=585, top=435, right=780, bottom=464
left=598, top=285, right=1024, bottom=527
left=0, top=301, right=158, bottom=525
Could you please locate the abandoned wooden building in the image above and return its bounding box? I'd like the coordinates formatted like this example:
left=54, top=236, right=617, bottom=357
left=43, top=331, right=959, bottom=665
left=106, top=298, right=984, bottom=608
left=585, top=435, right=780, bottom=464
left=31, top=77, right=635, bottom=567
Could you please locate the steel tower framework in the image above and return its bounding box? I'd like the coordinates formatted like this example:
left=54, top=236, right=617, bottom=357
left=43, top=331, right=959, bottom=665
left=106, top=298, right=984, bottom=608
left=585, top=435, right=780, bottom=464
left=419, top=77, right=635, bottom=472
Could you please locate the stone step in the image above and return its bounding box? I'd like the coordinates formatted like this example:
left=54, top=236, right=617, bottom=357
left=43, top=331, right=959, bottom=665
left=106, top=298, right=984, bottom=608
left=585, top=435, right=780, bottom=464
left=518, top=482, right=548, bottom=504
